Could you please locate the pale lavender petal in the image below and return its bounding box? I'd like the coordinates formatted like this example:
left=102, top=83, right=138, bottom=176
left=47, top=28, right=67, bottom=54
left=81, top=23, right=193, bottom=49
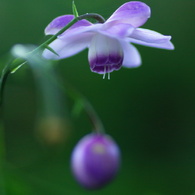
left=129, top=36, right=174, bottom=50
left=59, top=23, right=102, bottom=38
left=88, top=34, right=124, bottom=74
left=131, top=28, right=173, bottom=44
left=42, top=32, right=93, bottom=60
left=99, top=21, right=134, bottom=38
left=45, top=15, right=92, bottom=35
left=121, top=42, right=141, bottom=68
left=106, top=1, right=151, bottom=27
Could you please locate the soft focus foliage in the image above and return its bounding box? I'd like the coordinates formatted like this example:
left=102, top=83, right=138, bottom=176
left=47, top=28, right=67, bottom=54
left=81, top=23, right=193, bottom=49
left=0, top=0, right=195, bottom=195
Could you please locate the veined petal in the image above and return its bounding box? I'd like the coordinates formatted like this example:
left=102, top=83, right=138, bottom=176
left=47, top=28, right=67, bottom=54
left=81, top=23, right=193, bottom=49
left=107, top=1, right=151, bottom=27
left=45, top=15, right=92, bottom=35
left=121, top=42, right=141, bottom=68
left=88, top=34, right=124, bottom=74
left=42, top=32, right=93, bottom=60
left=131, top=28, right=173, bottom=43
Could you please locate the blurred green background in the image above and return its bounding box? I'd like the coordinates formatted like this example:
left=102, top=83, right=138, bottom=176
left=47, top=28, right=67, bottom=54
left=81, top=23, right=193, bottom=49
left=0, top=0, right=195, bottom=194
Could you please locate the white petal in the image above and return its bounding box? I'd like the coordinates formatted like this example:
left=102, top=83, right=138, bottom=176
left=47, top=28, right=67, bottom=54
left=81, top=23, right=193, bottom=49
left=121, top=42, right=141, bottom=68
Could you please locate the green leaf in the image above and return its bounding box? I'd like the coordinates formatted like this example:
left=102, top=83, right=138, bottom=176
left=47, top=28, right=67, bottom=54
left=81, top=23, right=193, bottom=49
left=72, top=1, right=79, bottom=17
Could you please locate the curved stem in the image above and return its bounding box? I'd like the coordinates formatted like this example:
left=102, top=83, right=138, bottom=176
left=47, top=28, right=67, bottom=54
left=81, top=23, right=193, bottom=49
left=78, top=13, right=105, bottom=23
left=84, top=100, right=105, bottom=134
left=38, top=69, right=105, bottom=134
left=65, top=83, right=105, bottom=134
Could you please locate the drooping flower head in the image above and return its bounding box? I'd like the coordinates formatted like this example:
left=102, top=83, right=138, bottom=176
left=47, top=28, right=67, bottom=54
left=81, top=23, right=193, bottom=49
left=71, top=133, right=120, bottom=189
left=43, top=1, right=174, bottom=78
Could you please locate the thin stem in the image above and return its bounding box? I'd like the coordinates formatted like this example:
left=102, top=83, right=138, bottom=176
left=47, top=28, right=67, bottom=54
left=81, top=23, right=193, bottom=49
left=83, top=99, right=105, bottom=134
left=78, top=13, right=105, bottom=23
left=44, top=73, right=105, bottom=134
left=0, top=58, right=25, bottom=106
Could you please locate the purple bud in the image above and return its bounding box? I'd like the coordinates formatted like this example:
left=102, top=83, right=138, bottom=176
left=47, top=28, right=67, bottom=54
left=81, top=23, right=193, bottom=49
left=71, top=133, right=120, bottom=189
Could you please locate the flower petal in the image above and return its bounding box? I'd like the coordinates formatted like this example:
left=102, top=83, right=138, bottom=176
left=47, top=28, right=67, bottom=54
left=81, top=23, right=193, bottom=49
left=107, top=1, right=151, bottom=27
left=59, top=23, right=102, bottom=38
left=131, top=28, right=173, bottom=44
left=45, top=15, right=92, bottom=35
left=129, top=36, right=174, bottom=50
left=88, top=34, right=124, bottom=74
left=42, top=32, right=93, bottom=60
left=121, top=42, right=141, bottom=68
left=100, top=21, right=134, bottom=38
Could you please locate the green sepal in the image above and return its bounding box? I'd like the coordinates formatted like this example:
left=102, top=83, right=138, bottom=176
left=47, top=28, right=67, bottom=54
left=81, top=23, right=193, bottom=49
left=45, top=46, right=59, bottom=56
left=72, top=1, right=79, bottom=18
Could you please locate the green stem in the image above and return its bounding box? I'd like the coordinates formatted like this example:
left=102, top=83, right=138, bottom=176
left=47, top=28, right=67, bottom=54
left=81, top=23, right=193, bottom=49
left=65, top=83, right=105, bottom=134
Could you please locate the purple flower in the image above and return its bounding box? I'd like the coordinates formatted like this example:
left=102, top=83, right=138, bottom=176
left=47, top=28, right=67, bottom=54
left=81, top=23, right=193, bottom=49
left=71, top=133, right=120, bottom=189
left=43, top=1, right=174, bottom=76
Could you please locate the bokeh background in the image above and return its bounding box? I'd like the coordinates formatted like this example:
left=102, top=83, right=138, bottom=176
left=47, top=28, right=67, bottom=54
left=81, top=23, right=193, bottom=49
left=0, top=0, right=195, bottom=194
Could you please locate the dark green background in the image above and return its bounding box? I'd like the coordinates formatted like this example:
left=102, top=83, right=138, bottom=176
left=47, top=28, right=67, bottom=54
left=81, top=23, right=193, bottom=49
left=0, top=0, right=195, bottom=194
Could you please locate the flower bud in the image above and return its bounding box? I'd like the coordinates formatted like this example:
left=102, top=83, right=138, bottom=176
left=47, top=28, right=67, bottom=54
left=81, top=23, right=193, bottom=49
left=71, top=133, right=120, bottom=189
